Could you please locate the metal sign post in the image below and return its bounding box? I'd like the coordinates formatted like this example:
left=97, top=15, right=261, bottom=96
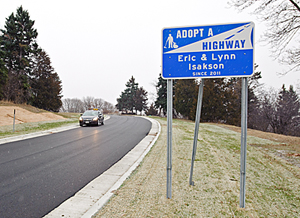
left=13, top=109, right=16, bottom=132
left=166, top=79, right=173, bottom=199
left=240, top=77, right=248, bottom=207
left=189, top=78, right=204, bottom=186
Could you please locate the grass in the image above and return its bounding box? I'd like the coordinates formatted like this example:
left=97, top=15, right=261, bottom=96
left=95, top=117, right=300, bottom=218
left=0, top=119, right=79, bottom=139
left=215, top=123, right=300, bottom=169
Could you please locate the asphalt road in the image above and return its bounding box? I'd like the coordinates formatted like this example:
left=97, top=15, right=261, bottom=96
left=0, top=115, right=151, bottom=218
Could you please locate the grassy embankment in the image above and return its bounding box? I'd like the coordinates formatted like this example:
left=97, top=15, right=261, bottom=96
left=95, top=117, right=300, bottom=217
left=0, top=101, right=79, bottom=139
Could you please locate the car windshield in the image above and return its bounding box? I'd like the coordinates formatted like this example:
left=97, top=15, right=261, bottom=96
left=82, top=111, right=98, bottom=116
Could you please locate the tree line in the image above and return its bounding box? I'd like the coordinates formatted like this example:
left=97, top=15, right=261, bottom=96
left=61, top=97, right=116, bottom=114
left=153, top=69, right=300, bottom=137
left=0, top=6, right=62, bottom=112
left=114, top=71, right=299, bottom=137
left=111, top=68, right=300, bottom=138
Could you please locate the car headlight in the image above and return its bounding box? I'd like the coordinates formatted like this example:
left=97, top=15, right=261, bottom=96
left=79, top=117, right=83, bottom=121
left=93, top=117, right=98, bottom=121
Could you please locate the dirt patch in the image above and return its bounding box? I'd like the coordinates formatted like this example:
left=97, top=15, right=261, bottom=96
left=0, top=106, right=65, bottom=126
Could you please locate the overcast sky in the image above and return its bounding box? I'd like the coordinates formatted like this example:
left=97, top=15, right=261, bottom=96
left=1, top=0, right=299, bottom=105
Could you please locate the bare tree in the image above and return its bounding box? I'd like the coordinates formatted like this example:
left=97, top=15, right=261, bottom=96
left=229, top=0, right=300, bottom=72
left=103, top=101, right=116, bottom=114
left=259, top=87, right=279, bottom=132
left=93, top=98, right=104, bottom=110
left=296, top=82, right=300, bottom=94
left=72, top=98, right=84, bottom=113
left=61, top=98, right=72, bottom=112
left=61, top=97, right=115, bottom=114
left=82, top=96, right=94, bottom=110
left=61, top=98, right=84, bottom=113
left=258, top=85, right=300, bottom=136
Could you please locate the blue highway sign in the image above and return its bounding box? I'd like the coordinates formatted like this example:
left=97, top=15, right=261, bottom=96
left=162, top=22, right=254, bottom=79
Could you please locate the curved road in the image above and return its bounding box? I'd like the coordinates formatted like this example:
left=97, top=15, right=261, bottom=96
left=0, top=115, right=151, bottom=218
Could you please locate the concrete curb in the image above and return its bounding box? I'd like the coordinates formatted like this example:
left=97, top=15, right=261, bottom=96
left=44, top=116, right=161, bottom=218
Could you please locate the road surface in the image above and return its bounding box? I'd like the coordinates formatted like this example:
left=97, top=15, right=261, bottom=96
left=0, top=115, right=151, bottom=218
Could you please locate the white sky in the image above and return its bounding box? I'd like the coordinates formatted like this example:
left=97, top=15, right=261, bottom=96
left=0, top=0, right=299, bottom=105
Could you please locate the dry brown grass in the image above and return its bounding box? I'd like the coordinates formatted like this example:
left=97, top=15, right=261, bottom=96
left=0, top=100, right=46, bottom=113
left=215, top=123, right=300, bottom=146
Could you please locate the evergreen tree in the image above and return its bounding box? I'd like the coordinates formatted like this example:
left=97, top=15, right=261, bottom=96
left=124, top=76, right=138, bottom=112
left=226, top=77, right=241, bottom=125
left=223, top=79, right=240, bottom=125
left=247, top=70, right=262, bottom=129
left=31, top=50, right=62, bottom=111
left=0, top=37, right=8, bottom=99
left=1, top=6, right=38, bottom=103
left=286, top=86, right=300, bottom=136
left=155, top=74, right=167, bottom=116
left=135, top=87, right=148, bottom=114
left=116, top=76, right=146, bottom=114
left=146, top=103, right=157, bottom=116
left=275, top=84, right=300, bottom=135
left=226, top=66, right=262, bottom=127
left=174, top=79, right=198, bottom=120
left=116, top=91, right=128, bottom=113
left=201, top=78, right=231, bottom=122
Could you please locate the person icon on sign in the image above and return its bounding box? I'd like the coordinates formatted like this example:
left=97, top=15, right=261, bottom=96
left=164, top=34, right=178, bottom=49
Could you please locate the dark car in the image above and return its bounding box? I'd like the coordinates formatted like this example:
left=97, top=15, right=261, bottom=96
left=79, top=109, right=104, bottom=126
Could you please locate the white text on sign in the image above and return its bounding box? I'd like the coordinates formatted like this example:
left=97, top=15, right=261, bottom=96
left=176, top=28, right=214, bottom=39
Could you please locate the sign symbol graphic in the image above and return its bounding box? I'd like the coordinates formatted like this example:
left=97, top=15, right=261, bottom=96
left=164, top=34, right=178, bottom=49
